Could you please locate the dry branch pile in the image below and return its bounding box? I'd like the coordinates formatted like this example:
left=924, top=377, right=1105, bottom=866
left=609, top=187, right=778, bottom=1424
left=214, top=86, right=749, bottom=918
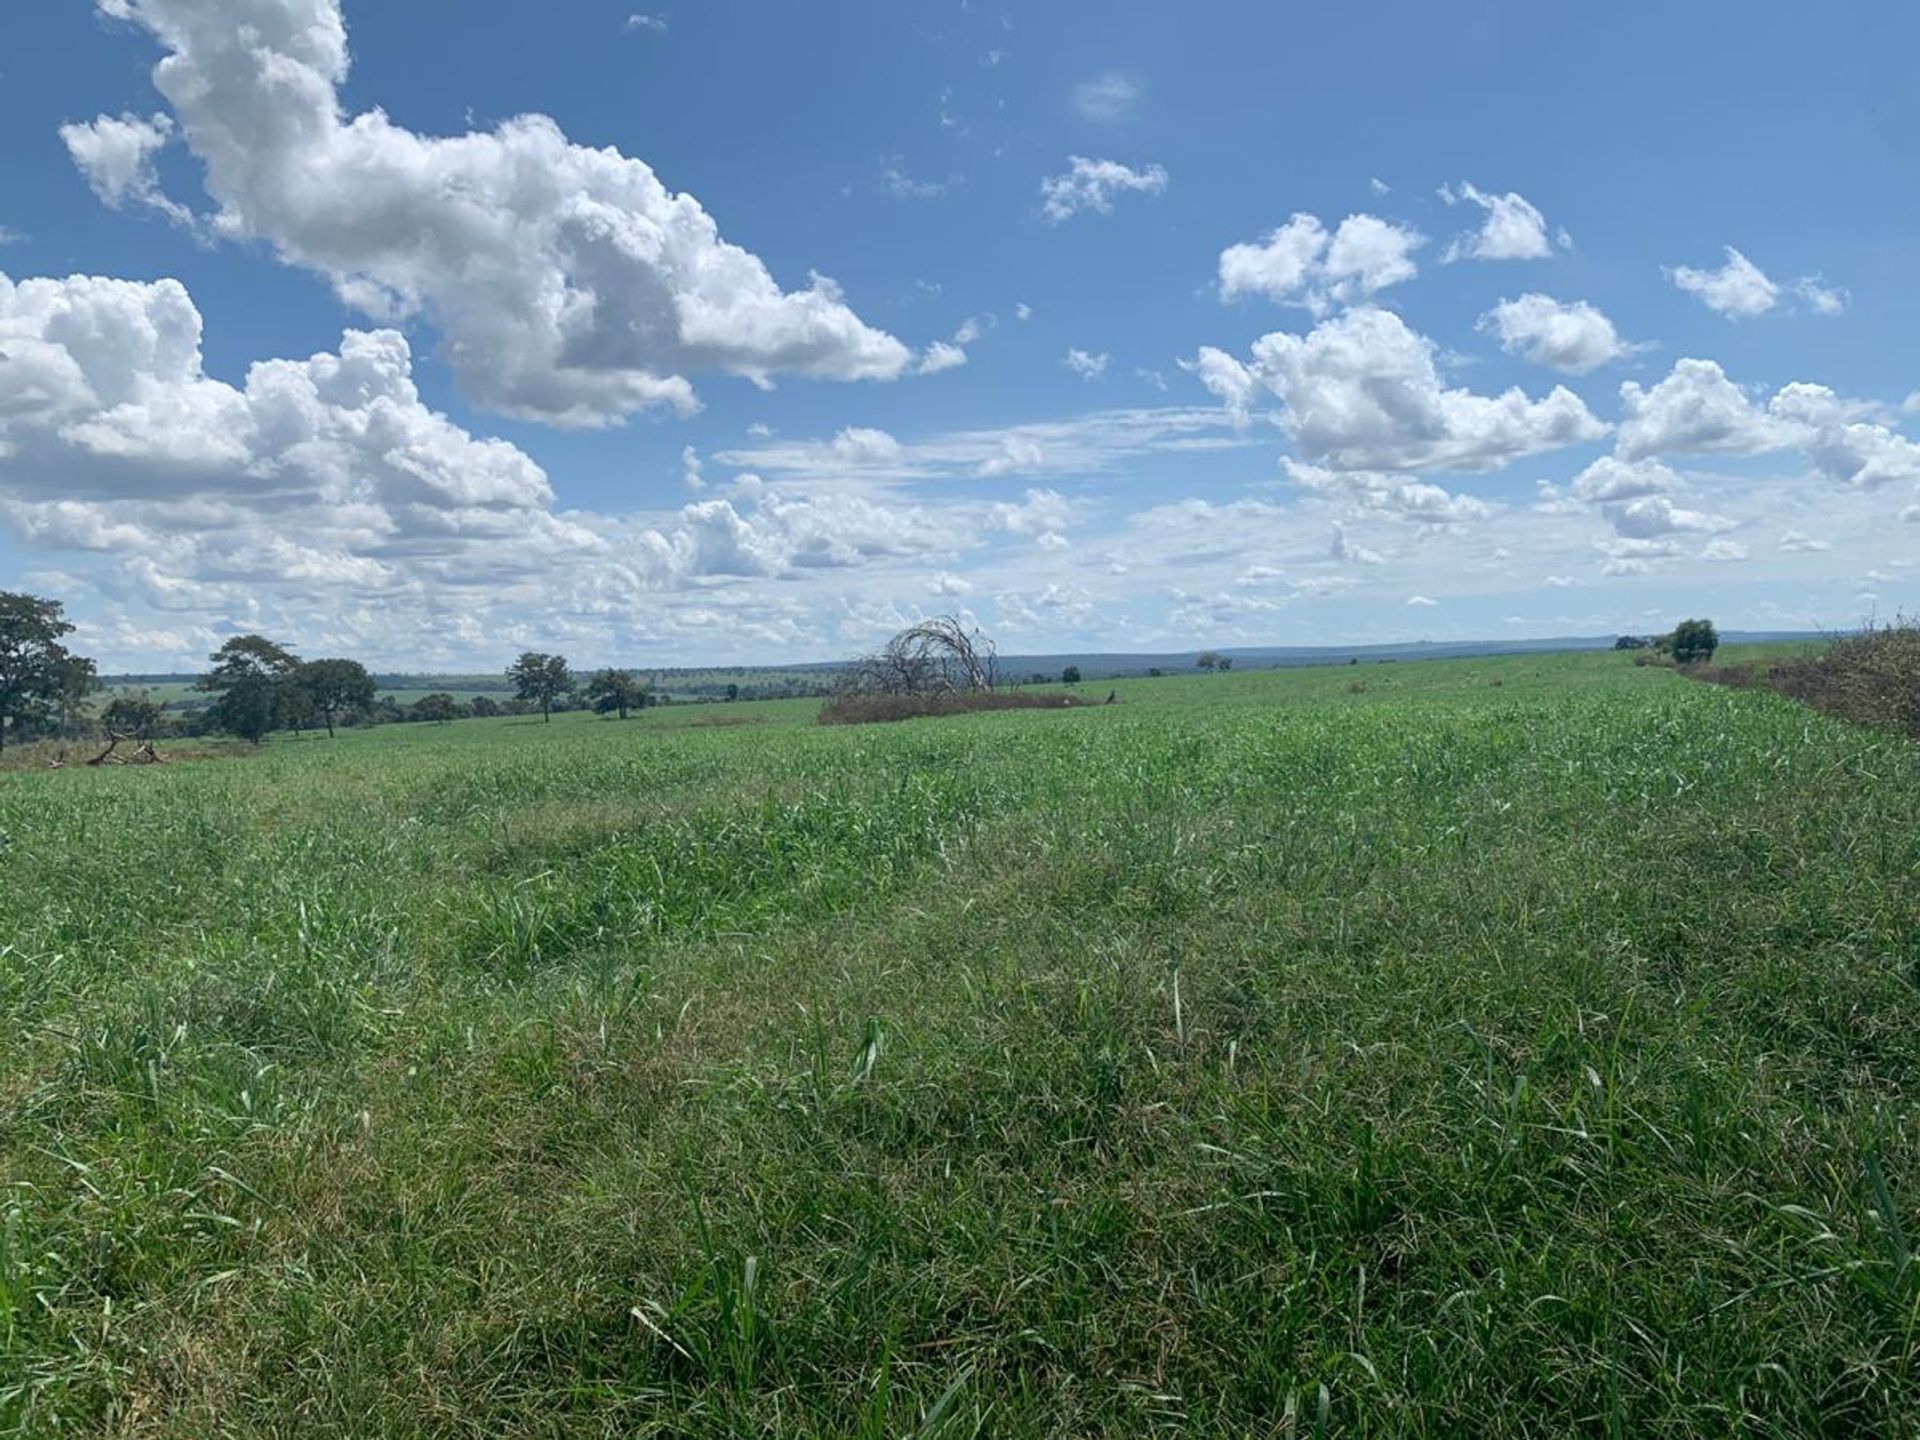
left=840, top=616, right=1000, bottom=698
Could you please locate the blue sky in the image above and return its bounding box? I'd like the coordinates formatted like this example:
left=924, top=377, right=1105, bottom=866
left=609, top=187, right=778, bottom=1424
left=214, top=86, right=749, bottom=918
left=2, top=0, right=1917, bottom=670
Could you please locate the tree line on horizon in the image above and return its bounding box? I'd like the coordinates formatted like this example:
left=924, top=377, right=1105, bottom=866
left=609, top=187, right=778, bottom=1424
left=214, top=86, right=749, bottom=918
left=2, top=588, right=1737, bottom=752
left=0, top=589, right=726, bottom=750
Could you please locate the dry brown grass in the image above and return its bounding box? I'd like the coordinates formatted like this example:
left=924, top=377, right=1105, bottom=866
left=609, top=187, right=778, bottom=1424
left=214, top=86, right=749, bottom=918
left=0, top=737, right=253, bottom=773
left=1692, top=621, right=1920, bottom=739
left=818, top=689, right=1096, bottom=726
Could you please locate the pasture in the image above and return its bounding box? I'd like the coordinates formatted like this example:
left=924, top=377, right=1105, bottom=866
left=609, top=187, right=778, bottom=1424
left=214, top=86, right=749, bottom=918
left=2, top=652, right=1916, bottom=1436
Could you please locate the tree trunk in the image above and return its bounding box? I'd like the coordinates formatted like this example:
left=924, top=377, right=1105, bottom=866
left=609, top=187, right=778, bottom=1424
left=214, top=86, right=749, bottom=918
left=325, top=711, right=336, bottom=739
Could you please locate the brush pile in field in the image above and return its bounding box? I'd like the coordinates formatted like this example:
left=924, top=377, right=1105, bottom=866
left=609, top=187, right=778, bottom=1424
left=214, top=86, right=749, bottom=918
left=1698, top=621, right=1920, bottom=738
left=817, top=689, right=1091, bottom=725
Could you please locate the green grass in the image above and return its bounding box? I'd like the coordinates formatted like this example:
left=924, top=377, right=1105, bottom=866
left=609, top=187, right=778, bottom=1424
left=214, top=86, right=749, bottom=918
left=3, top=651, right=1917, bottom=1436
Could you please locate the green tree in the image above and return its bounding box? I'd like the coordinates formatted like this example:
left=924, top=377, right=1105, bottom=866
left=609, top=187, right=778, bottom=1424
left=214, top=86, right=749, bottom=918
left=586, top=668, right=648, bottom=719
left=1670, top=618, right=1720, bottom=666
left=0, top=592, right=94, bottom=754
left=508, top=652, right=574, bottom=722
left=469, top=695, right=501, bottom=718
left=1196, top=651, right=1224, bottom=672
left=199, top=635, right=301, bottom=744
left=413, top=693, right=463, bottom=724
left=1062, top=665, right=1082, bottom=685
left=294, top=658, right=377, bottom=738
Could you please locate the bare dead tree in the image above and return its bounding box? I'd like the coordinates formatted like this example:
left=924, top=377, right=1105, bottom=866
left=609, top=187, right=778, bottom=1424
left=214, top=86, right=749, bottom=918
left=841, top=616, right=999, bottom=696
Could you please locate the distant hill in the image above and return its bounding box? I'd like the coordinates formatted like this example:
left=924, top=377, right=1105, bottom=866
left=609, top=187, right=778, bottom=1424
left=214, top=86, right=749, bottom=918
left=97, top=631, right=1821, bottom=699
left=994, top=631, right=1818, bottom=680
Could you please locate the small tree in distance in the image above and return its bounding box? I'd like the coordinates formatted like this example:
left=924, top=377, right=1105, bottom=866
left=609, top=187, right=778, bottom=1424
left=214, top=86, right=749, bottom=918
left=508, top=652, right=574, bottom=722
left=414, top=693, right=462, bottom=725
left=1062, top=665, right=1082, bottom=685
left=296, top=658, right=376, bottom=738
left=586, top=668, right=648, bottom=719
left=1197, top=651, right=1224, bottom=672
left=1670, top=618, right=1720, bottom=667
left=200, top=634, right=301, bottom=744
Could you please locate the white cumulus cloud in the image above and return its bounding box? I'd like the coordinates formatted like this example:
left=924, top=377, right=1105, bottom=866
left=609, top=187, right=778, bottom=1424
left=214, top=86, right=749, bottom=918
left=1478, top=294, right=1637, bottom=374
left=1063, top=348, right=1110, bottom=381
left=81, top=0, right=910, bottom=428
left=1667, top=247, right=1779, bottom=319
left=59, top=111, right=193, bottom=225
left=1039, top=156, right=1168, bottom=223
left=1191, top=306, right=1606, bottom=472
left=1439, top=183, right=1557, bottom=262
left=1218, top=213, right=1424, bottom=313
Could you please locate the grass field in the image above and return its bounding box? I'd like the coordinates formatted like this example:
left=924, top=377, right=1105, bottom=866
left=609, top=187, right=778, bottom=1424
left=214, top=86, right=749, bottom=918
left=3, top=651, right=1917, bottom=1436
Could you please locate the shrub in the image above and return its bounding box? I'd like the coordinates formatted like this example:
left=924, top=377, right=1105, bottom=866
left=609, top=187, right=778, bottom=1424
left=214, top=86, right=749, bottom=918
left=1765, top=621, right=1920, bottom=738
left=1670, top=618, right=1720, bottom=666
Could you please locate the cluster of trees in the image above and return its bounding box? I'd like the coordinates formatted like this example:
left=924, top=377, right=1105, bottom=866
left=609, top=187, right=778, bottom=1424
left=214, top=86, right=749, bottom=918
left=503, top=653, right=657, bottom=721
left=1615, top=619, right=1720, bottom=665
left=1196, top=651, right=1235, bottom=672
left=0, top=592, right=681, bottom=752
left=0, top=593, right=98, bottom=753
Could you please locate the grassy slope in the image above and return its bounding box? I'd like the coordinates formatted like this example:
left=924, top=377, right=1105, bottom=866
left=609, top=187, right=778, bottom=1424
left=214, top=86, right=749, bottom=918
left=2, top=651, right=1917, bottom=1436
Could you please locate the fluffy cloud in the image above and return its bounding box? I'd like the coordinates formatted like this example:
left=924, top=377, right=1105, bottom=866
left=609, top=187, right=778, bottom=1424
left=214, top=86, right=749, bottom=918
left=1218, top=213, right=1424, bottom=313
left=1794, top=278, right=1848, bottom=316
left=1478, top=294, right=1637, bottom=374
left=0, top=273, right=548, bottom=512
left=1039, top=156, right=1168, bottom=223
left=1666, top=247, right=1779, bottom=319
left=0, top=271, right=976, bottom=667
left=1282, top=460, right=1496, bottom=525
left=1191, top=306, right=1606, bottom=472
left=59, top=111, right=193, bottom=225
left=85, top=0, right=910, bottom=427
left=1767, top=383, right=1920, bottom=489
left=1615, top=362, right=1920, bottom=489
left=1569, top=456, right=1680, bottom=503
left=1614, top=359, right=1801, bottom=459
left=1439, top=183, right=1557, bottom=262
left=917, top=342, right=968, bottom=375
left=1604, top=494, right=1730, bottom=539
left=1063, top=348, right=1109, bottom=381
left=988, top=488, right=1075, bottom=544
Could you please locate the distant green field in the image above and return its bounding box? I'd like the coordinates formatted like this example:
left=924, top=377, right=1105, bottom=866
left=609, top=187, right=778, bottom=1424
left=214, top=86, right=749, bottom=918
left=4, top=651, right=1917, bottom=1435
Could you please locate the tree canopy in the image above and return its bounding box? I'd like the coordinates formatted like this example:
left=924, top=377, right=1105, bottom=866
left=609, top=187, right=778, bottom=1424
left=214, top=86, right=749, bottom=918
left=199, top=634, right=302, bottom=744
left=1670, top=618, right=1720, bottom=666
left=586, top=668, right=649, bottom=719
left=295, top=658, right=377, bottom=738
left=0, top=591, right=95, bottom=753
left=508, top=652, right=575, bottom=721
